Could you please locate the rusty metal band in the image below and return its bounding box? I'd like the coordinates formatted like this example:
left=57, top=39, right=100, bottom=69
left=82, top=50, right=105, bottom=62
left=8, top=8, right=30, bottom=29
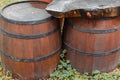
left=82, top=16, right=118, bottom=20
left=0, top=27, right=59, bottom=39
left=0, top=47, right=61, bottom=62
left=66, top=21, right=120, bottom=34
left=63, top=42, right=120, bottom=57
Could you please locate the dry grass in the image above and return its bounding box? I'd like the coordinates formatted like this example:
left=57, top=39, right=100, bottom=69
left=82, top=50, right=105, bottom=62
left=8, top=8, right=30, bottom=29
left=0, top=0, right=26, bottom=9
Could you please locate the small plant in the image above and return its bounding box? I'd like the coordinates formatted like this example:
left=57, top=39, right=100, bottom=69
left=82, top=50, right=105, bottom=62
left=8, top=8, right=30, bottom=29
left=0, top=62, right=13, bottom=80
left=91, top=70, right=120, bottom=80
left=49, top=50, right=81, bottom=80
left=49, top=59, right=81, bottom=80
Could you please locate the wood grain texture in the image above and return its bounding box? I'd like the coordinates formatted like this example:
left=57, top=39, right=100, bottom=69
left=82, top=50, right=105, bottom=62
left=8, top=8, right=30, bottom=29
left=64, top=17, right=120, bottom=73
left=0, top=17, right=3, bottom=52
left=30, top=0, right=52, bottom=3
left=38, top=0, right=52, bottom=3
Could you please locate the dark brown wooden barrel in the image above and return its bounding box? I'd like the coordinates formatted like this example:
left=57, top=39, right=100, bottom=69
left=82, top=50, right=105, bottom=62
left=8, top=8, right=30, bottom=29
left=0, top=1, right=61, bottom=80
left=63, top=17, right=120, bottom=73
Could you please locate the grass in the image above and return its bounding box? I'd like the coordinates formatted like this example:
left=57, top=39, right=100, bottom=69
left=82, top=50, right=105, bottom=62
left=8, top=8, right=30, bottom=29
left=0, top=0, right=25, bottom=9
left=0, top=0, right=120, bottom=80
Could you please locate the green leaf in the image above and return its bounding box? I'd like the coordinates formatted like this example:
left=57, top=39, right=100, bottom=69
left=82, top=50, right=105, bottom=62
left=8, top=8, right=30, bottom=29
left=92, top=70, right=101, bottom=76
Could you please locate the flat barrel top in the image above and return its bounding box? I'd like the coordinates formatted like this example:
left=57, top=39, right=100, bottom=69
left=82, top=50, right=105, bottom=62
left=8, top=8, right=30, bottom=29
left=1, top=1, right=52, bottom=23
left=46, top=0, right=120, bottom=18
left=67, top=0, right=120, bottom=10
left=47, top=0, right=120, bottom=12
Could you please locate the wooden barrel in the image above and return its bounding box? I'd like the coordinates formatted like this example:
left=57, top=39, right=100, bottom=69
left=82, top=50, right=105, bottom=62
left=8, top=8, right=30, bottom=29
left=0, top=1, right=61, bottom=79
left=63, top=17, right=120, bottom=73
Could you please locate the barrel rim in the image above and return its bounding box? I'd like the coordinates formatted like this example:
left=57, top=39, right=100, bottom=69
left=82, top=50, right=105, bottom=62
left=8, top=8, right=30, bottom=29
left=0, top=1, right=54, bottom=24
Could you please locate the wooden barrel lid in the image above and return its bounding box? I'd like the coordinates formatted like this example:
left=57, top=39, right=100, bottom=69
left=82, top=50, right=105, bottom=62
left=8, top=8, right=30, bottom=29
left=0, top=1, right=53, bottom=24
left=46, top=0, right=120, bottom=18
left=47, top=0, right=120, bottom=11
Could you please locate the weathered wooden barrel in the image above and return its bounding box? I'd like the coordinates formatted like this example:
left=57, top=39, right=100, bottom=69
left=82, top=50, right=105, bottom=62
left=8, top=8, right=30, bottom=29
left=0, top=1, right=61, bottom=79
left=63, top=11, right=120, bottom=73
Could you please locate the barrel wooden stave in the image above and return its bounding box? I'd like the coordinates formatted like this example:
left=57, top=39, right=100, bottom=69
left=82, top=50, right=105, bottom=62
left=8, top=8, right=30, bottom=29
left=0, top=17, right=3, bottom=53
left=38, top=0, right=52, bottom=3
left=30, top=0, right=52, bottom=3
left=64, top=17, right=120, bottom=73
